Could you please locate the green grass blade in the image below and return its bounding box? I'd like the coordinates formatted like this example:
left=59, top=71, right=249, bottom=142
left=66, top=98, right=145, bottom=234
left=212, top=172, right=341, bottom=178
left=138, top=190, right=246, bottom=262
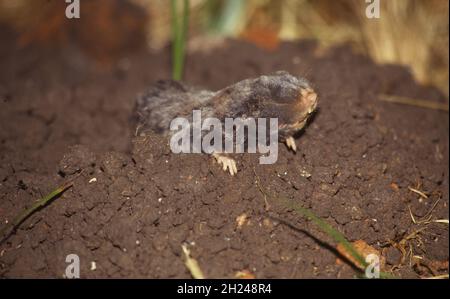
left=280, top=197, right=395, bottom=279
left=253, top=170, right=395, bottom=278
left=0, top=181, right=73, bottom=243
left=171, top=0, right=190, bottom=81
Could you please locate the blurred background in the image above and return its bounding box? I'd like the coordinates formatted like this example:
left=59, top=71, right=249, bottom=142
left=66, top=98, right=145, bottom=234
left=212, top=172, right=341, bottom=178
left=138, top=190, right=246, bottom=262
left=0, top=0, right=448, bottom=96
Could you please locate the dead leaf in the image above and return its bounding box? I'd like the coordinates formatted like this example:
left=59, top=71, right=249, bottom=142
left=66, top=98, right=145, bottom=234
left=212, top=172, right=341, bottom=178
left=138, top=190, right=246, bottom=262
left=235, top=270, right=256, bottom=279
left=336, top=240, right=386, bottom=270
left=236, top=213, right=248, bottom=229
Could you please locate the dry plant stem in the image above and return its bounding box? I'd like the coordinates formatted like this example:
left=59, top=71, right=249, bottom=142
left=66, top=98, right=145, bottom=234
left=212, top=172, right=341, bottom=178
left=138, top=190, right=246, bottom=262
left=253, top=168, right=270, bottom=211
left=425, top=274, right=449, bottom=279
left=182, top=244, right=205, bottom=279
left=379, top=94, right=449, bottom=112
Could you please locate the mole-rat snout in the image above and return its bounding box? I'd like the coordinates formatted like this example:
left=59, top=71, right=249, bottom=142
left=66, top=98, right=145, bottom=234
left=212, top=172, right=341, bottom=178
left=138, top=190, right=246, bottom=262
left=300, top=87, right=318, bottom=114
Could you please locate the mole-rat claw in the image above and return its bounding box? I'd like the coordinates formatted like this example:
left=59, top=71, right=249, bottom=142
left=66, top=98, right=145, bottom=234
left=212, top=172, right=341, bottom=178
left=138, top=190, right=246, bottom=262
left=212, top=153, right=238, bottom=176
left=285, top=136, right=297, bottom=152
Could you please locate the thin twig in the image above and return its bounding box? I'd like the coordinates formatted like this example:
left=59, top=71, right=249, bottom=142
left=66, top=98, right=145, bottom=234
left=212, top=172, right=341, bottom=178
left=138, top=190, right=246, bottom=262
left=252, top=167, right=270, bottom=211
left=408, top=186, right=428, bottom=199
left=182, top=244, right=205, bottom=279
left=379, top=94, right=449, bottom=112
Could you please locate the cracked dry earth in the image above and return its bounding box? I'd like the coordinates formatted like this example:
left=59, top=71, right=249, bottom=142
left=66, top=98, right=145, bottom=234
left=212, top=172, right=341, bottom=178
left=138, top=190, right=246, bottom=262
left=0, top=37, right=448, bottom=278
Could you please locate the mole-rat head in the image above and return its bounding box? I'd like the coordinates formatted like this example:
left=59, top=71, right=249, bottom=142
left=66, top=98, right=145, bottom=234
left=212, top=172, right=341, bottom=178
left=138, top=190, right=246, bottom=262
left=249, top=71, right=318, bottom=138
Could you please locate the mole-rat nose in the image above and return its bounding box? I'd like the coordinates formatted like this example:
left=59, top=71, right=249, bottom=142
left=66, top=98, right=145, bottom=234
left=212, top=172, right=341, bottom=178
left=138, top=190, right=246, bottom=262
left=300, top=87, right=318, bottom=113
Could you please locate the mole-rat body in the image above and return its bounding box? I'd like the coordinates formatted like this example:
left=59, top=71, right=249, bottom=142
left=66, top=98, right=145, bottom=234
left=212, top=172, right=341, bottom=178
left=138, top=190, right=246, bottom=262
left=134, top=71, right=318, bottom=175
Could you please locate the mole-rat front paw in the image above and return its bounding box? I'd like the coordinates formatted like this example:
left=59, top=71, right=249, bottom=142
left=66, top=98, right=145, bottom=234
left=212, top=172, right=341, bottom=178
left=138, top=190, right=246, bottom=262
left=212, top=153, right=238, bottom=176
left=285, top=136, right=297, bottom=152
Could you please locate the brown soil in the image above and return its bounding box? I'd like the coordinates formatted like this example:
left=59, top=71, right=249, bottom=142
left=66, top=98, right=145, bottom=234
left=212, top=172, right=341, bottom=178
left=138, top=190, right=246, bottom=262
left=0, top=29, right=448, bottom=278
